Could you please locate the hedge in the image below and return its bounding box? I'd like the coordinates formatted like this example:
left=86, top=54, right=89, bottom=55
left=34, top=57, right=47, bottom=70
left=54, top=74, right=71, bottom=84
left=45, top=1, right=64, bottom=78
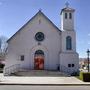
left=79, top=72, right=90, bottom=82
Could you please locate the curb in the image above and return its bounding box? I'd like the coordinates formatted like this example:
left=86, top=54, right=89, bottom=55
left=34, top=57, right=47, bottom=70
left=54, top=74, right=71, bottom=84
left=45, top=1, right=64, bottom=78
left=0, top=83, right=90, bottom=86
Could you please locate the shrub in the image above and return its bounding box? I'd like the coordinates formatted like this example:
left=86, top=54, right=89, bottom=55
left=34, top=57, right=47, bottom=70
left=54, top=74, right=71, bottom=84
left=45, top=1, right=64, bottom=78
left=79, top=72, right=83, bottom=80
left=0, top=63, right=5, bottom=68
left=79, top=72, right=90, bottom=82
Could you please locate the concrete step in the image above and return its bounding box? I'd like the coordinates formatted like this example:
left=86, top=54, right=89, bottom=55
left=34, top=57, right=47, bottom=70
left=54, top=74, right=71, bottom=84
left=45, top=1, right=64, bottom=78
left=12, top=70, right=70, bottom=77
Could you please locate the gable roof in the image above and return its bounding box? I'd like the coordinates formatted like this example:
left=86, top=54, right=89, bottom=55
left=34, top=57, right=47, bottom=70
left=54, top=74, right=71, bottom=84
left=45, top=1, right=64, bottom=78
left=7, top=10, right=61, bottom=42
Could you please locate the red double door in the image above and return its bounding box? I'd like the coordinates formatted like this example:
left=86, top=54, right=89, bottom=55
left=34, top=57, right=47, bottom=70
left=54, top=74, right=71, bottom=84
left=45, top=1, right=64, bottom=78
left=34, top=56, right=44, bottom=70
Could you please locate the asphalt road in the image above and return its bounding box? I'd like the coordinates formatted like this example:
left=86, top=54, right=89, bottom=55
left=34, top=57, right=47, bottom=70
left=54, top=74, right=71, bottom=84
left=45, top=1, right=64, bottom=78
left=0, top=85, right=90, bottom=90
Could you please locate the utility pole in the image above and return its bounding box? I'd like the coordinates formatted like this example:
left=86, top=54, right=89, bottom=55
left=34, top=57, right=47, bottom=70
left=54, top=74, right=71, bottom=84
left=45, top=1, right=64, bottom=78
left=87, top=49, right=90, bottom=72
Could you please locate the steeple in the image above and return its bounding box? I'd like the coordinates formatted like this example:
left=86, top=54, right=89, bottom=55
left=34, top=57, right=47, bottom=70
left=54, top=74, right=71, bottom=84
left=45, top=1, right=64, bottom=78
left=60, top=2, right=75, bottom=31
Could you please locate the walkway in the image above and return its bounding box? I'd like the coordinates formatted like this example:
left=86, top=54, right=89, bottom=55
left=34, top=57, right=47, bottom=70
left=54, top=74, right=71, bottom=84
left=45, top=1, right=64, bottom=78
left=0, top=74, right=90, bottom=85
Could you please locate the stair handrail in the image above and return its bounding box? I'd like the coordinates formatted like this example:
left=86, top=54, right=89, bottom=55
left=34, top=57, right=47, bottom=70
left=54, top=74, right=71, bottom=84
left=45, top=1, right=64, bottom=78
left=60, top=65, right=76, bottom=75
left=4, top=64, right=20, bottom=75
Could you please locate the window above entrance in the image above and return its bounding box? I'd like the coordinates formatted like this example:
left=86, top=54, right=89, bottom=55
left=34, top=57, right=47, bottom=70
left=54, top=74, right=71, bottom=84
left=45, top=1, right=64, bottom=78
left=35, top=32, right=44, bottom=41
left=35, top=50, right=44, bottom=55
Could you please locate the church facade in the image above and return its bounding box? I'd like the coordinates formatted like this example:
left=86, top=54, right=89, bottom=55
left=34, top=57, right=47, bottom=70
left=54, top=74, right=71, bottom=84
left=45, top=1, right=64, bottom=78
left=4, top=5, right=79, bottom=75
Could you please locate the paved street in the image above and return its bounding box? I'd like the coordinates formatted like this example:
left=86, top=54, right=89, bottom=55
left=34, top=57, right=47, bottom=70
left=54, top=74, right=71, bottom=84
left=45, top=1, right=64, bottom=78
left=0, top=85, right=90, bottom=90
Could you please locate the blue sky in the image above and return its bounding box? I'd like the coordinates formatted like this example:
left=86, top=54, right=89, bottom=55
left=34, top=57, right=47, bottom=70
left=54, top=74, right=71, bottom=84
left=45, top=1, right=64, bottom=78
left=0, top=0, right=90, bottom=58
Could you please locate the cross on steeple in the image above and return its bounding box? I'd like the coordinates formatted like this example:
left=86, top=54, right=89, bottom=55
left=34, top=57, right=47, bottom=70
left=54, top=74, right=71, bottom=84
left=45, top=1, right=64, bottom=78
left=65, top=1, right=69, bottom=8
left=39, top=8, right=42, bottom=11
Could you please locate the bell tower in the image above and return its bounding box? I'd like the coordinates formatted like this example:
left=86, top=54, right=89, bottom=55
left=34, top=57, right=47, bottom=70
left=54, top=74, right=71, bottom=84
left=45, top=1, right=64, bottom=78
left=60, top=2, right=75, bottom=31
left=60, top=2, right=79, bottom=75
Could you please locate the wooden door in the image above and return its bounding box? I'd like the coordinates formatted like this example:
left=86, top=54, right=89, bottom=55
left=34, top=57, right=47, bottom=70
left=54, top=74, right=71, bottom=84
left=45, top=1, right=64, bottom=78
left=34, top=56, right=44, bottom=70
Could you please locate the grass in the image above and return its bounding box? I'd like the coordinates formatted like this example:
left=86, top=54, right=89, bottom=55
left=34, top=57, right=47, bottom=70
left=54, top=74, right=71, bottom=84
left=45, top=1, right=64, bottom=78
left=76, top=76, right=82, bottom=81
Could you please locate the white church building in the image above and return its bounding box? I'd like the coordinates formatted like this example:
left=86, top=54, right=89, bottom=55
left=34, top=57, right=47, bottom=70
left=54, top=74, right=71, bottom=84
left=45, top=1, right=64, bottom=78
left=4, top=4, right=79, bottom=75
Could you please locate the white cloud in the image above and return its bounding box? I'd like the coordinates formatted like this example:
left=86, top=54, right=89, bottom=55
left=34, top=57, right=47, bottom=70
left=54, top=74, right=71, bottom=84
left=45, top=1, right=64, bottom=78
left=88, top=33, right=90, bottom=36
left=77, top=41, right=84, bottom=44
left=0, top=2, right=2, bottom=5
left=88, top=42, right=90, bottom=45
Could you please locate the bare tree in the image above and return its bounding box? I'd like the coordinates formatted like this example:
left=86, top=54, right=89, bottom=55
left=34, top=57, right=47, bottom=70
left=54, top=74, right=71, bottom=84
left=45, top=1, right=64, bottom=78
left=0, top=36, right=8, bottom=55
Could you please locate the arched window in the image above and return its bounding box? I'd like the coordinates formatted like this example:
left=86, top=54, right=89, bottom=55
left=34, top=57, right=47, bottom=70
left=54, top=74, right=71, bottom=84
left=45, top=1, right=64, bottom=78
left=66, top=36, right=72, bottom=50
left=35, top=50, right=44, bottom=56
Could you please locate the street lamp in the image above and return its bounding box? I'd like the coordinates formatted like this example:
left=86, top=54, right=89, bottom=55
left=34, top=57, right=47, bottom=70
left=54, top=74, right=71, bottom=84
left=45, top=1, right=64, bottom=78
left=86, top=49, right=90, bottom=72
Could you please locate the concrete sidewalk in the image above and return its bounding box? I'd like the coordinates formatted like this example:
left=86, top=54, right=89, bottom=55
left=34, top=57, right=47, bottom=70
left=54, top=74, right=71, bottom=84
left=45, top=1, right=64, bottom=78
left=0, top=74, right=90, bottom=85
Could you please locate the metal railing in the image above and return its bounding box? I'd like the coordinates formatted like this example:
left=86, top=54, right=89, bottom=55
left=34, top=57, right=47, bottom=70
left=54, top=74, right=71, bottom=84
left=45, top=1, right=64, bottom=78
left=4, top=64, right=78, bottom=76
left=4, top=64, right=20, bottom=75
left=60, top=65, right=76, bottom=75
